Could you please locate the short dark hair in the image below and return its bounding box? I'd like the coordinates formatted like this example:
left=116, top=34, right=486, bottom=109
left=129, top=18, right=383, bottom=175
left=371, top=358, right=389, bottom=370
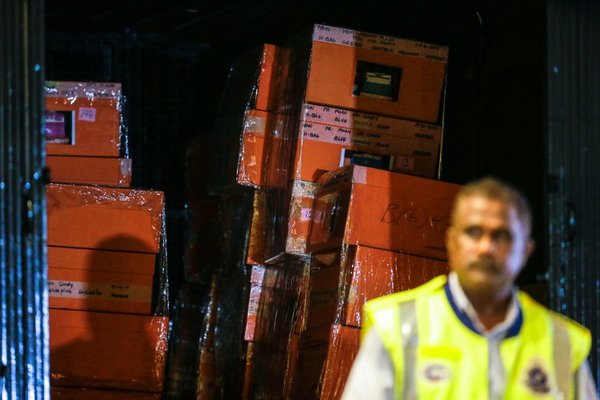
left=451, top=177, right=533, bottom=236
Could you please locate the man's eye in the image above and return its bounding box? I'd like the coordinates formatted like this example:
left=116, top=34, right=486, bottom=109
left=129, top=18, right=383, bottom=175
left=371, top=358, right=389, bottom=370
left=464, top=227, right=482, bottom=238
left=493, top=230, right=513, bottom=243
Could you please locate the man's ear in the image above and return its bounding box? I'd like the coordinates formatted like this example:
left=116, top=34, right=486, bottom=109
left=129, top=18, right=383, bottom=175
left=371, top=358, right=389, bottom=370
left=525, top=238, right=535, bottom=259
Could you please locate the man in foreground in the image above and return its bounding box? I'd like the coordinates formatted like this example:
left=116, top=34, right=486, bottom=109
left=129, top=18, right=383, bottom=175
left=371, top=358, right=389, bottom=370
left=342, top=177, right=597, bottom=399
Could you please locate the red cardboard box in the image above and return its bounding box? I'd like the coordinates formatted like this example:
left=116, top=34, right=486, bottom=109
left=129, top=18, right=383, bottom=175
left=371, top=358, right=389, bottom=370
left=46, top=184, right=164, bottom=253
left=45, top=81, right=122, bottom=157
left=47, top=155, right=132, bottom=187
left=340, top=245, right=447, bottom=327
left=308, top=165, right=461, bottom=259
left=49, top=309, right=168, bottom=392
left=305, top=25, right=448, bottom=123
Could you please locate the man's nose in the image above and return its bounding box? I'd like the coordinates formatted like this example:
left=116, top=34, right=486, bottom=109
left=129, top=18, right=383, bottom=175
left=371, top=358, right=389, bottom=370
left=476, top=235, right=496, bottom=254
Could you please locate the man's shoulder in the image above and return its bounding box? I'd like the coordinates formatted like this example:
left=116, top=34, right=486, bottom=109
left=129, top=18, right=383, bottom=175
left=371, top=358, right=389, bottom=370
left=518, top=290, right=591, bottom=336
left=365, top=274, right=447, bottom=314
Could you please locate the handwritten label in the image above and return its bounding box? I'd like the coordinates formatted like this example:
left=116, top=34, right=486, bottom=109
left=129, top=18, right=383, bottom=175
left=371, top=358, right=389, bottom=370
left=303, top=104, right=441, bottom=143
left=48, top=280, right=151, bottom=302
left=78, top=107, right=96, bottom=122
left=380, top=203, right=450, bottom=232
left=312, top=24, right=448, bottom=61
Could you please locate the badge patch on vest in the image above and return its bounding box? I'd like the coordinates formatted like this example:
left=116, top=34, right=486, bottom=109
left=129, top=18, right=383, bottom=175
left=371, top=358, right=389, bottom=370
left=422, top=363, right=452, bottom=383
left=524, top=364, right=551, bottom=394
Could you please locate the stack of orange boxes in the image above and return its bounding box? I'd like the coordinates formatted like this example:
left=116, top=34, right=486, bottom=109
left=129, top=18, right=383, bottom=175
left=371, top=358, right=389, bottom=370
left=248, top=23, right=457, bottom=399
left=282, top=24, right=448, bottom=256
left=302, top=165, right=461, bottom=398
left=45, top=82, right=169, bottom=399
left=199, top=24, right=457, bottom=399
left=45, top=81, right=132, bottom=187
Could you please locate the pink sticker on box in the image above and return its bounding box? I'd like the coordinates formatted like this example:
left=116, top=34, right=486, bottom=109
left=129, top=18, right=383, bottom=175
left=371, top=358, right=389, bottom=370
left=78, top=107, right=96, bottom=122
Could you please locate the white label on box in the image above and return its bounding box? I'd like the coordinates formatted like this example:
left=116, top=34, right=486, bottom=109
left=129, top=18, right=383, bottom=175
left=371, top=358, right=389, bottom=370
left=78, top=107, right=97, bottom=122
left=312, top=24, right=448, bottom=62
left=300, top=207, right=314, bottom=221
left=48, top=280, right=151, bottom=302
left=303, top=103, right=441, bottom=143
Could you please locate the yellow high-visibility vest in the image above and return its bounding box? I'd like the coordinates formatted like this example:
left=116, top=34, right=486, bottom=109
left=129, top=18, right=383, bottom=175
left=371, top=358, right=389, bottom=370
left=363, top=275, right=591, bottom=400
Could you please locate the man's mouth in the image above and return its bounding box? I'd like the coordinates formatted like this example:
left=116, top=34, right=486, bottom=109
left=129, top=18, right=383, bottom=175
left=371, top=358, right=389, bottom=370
left=469, top=257, right=500, bottom=274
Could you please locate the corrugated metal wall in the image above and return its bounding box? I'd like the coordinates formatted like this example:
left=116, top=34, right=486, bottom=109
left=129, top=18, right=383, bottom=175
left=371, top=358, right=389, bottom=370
left=547, top=0, right=600, bottom=387
left=0, top=0, right=48, bottom=398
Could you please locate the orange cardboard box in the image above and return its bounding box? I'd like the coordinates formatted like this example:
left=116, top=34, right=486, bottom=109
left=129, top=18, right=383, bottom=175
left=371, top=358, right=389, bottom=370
left=237, top=109, right=272, bottom=187
left=47, top=155, right=132, bottom=187
left=308, top=165, right=461, bottom=259
left=305, top=25, right=448, bottom=123
left=51, top=387, right=162, bottom=399
left=319, top=324, right=361, bottom=400
left=294, top=121, right=440, bottom=181
left=286, top=180, right=318, bottom=254
left=252, top=44, right=280, bottom=112
left=47, top=184, right=164, bottom=253
left=45, top=81, right=122, bottom=157
left=49, top=309, right=168, bottom=392
left=340, top=245, right=447, bottom=327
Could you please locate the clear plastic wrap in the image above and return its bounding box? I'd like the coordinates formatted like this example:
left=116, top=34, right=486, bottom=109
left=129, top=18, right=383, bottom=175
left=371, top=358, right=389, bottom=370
left=249, top=254, right=309, bottom=399
left=44, top=81, right=127, bottom=157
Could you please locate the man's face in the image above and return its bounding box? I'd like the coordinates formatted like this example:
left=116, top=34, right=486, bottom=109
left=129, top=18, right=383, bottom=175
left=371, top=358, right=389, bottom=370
left=446, top=195, right=534, bottom=297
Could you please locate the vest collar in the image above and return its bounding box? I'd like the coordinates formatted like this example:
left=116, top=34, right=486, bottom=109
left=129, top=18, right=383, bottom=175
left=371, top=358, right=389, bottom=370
left=444, top=273, right=523, bottom=339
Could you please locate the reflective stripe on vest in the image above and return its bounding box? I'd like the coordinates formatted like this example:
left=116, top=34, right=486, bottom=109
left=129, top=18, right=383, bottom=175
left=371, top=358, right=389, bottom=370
left=399, top=300, right=417, bottom=400
left=552, top=317, right=572, bottom=399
